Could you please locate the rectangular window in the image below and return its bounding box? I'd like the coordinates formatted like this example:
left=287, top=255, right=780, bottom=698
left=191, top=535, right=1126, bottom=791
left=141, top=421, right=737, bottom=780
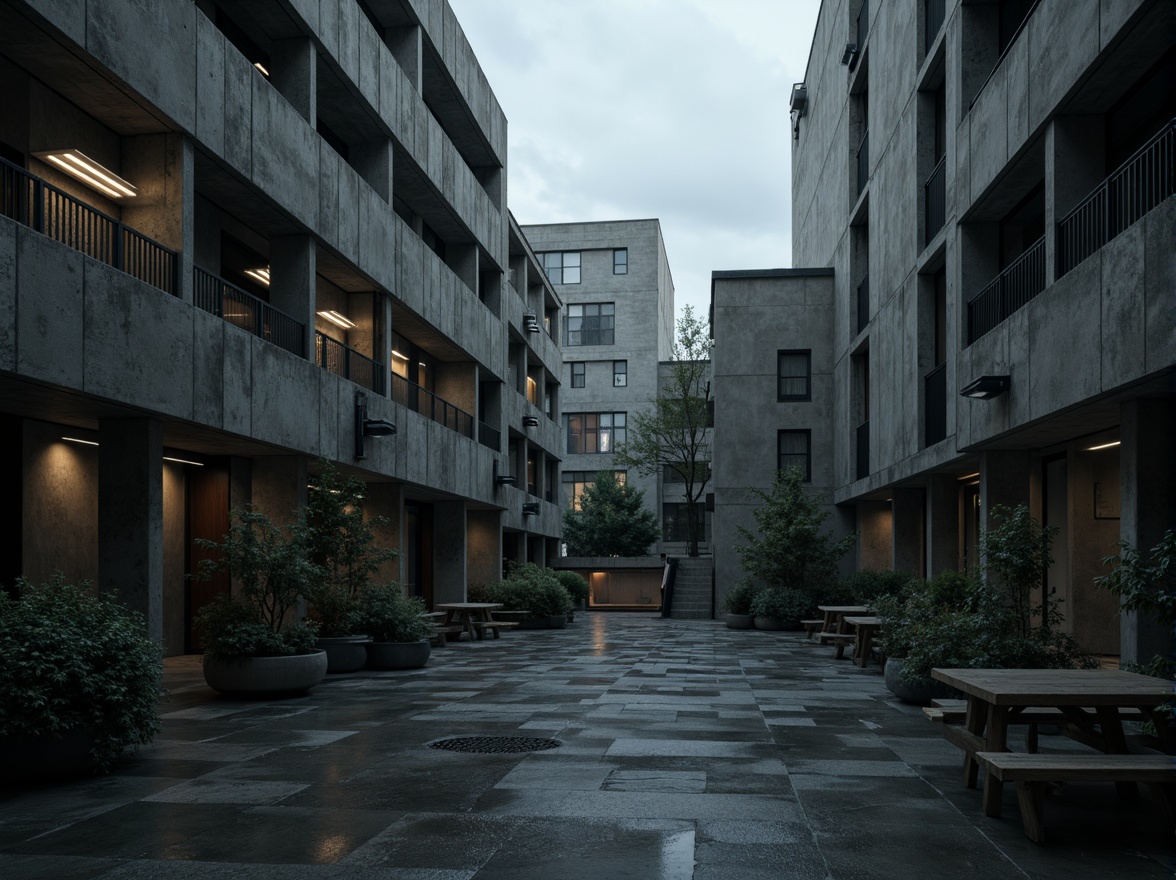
left=613, top=248, right=628, bottom=274
left=571, top=362, right=585, bottom=388
left=613, top=360, right=627, bottom=387
left=777, top=429, right=812, bottom=482
left=565, top=303, right=615, bottom=346
left=777, top=350, right=812, bottom=401
left=564, top=412, right=626, bottom=453
left=662, top=503, right=709, bottom=543
left=663, top=462, right=711, bottom=483
left=541, top=251, right=581, bottom=285
left=562, top=470, right=625, bottom=510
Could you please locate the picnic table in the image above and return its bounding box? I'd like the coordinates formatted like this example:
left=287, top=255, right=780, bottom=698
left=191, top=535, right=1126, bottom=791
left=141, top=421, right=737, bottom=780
left=930, top=667, right=1174, bottom=820
left=843, top=615, right=883, bottom=668
left=434, top=602, right=506, bottom=641
left=815, top=605, right=871, bottom=658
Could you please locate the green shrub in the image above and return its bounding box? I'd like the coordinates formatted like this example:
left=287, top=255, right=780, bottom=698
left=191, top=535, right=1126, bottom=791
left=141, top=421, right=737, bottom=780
left=195, top=594, right=317, bottom=662
left=722, top=581, right=760, bottom=615
left=554, top=571, right=590, bottom=604
left=750, top=587, right=813, bottom=628
left=0, top=575, right=163, bottom=771
left=356, top=584, right=432, bottom=643
left=839, top=569, right=918, bottom=604
left=484, top=563, right=573, bottom=619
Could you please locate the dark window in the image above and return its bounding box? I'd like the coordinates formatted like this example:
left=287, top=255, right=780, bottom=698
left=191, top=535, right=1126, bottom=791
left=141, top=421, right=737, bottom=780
left=541, top=251, right=581, bottom=284
left=570, top=362, right=585, bottom=388
left=565, top=303, right=615, bottom=346
left=777, top=350, right=812, bottom=401
left=663, top=462, right=711, bottom=483
left=613, top=248, right=628, bottom=274
left=564, top=412, right=626, bottom=453
left=777, top=429, right=811, bottom=482
left=999, top=184, right=1045, bottom=268
left=662, top=503, right=709, bottom=543
left=613, top=360, right=627, bottom=387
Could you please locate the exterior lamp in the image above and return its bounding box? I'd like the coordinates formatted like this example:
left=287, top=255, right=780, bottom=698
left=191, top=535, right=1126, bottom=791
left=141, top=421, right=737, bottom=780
left=494, top=460, right=516, bottom=487
left=522, top=415, right=540, bottom=428
left=354, top=392, right=395, bottom=460
left=317, top=310, right=357, bottom=329
left=959, top=375, right=1010, bottom=400
left=244, top=267, right=271, bottom=287
left=33, top=149, right=138, bottom=199
left=523, top=314, right=540, bottom=333
left=522, top=502, right=540, bottom=516
left=840, top=43, right=858, bottom=66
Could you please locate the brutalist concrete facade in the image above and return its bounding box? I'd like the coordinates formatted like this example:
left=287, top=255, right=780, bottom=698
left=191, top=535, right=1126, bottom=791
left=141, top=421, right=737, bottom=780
left=0, top=0, right=563, bottom=654
left=713, top=0, right=1174, bottom=662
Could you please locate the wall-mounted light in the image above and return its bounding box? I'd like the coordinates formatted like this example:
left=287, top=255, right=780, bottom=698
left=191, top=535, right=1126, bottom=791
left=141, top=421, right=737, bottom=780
left=354, top=392, right=395, bottom=460
left=790, top=83, right=808, bottom=115
left=494, top=459, right=516, bottom=487
left=33, top=149, right=138, bottom=199
left=244, top=267, right=271, bottom=287
left=523, top=314, right=540, bottom=333
left=522, top=502, right=540, bottom=516
left=522, top=415, right=540, bottom=428
left=1086, top=440, right=1121, bottom=451
left=959, top=375, right=1010, bottom=400
left=840, top=42, right=859, bottom=66
left=253, top=61, right=270, bottom=77
left=317, top=310, right=357, bottom=329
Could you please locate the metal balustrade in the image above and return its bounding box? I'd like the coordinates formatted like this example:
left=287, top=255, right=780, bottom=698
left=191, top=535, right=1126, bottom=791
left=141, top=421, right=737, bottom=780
left=856, top=420, right=870, bottom=481
left=966, top=236, right=1045, bottom=345
left=1057, top=119, right=1175, bottom=278
left=925, top=0, right=945, bottom=52
left=856, top=274, right=870, bottom=335
left=316, top=331, right=385, bottom=395
left=924, top=363, right=947, bottom=447
left=1, top=156, right=176, bottom=294
left=478, top=421, right=501, bottom=452
left=193, top=267, right=305, bottom=357
left=924, top=156, right=946, bottom=246
left=390, top=371, right=474, bottom=440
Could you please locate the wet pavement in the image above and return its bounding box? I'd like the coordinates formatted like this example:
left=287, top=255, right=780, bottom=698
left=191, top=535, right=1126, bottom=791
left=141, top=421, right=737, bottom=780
left=1, top=613, right=1172, bottom=879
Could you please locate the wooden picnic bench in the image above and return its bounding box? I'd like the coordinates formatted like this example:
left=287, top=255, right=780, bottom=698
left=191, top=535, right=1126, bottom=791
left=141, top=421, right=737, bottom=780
left=928, top=698, right=1147, bottom=752
left=815, top=630, right=856, bottom=659
left=974, top=751, right=1176, bottom=844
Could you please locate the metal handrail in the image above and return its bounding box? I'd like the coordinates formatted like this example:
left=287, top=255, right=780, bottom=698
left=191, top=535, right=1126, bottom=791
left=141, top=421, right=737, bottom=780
left=390, top=371, right=474, bottom=439
left=0, top=155, right=177, bottom=294
left=924, top=363, right=947, bottom=447
left=315, top=331, right=385, bottom=394
left=967, top=236, right=1045, bottom=345
left=924, top=156, right=946, bottom=246
left=193, top=267, right=306, bottom=357
left=968, top=0, right=1043, bottom=111
left=478, top=421, right=501, bottom=452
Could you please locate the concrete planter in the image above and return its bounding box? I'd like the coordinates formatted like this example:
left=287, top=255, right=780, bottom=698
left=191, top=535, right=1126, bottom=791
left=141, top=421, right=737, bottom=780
left=316, top=636, right=371, bottom=673
left=884, top=658, right=954, bottom=706
left=754, top=616, right=784, bottom=631
left=202, top=651, right=328, bottom=696
left=725, top=613, right=754, bottom=629
left=548, top=615, right=567, bottom=629
left=0, top=728, right=98, bottom=782
left=366, top=639, right=430, bottom=670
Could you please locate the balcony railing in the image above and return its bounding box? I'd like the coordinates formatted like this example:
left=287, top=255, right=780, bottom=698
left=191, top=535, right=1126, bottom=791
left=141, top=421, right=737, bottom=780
left=478, top=420, right=501, bottom=452
left=857, top=0, right=870, bottom=47
left=1, top=156, right=177, bottom=295
left=856, top=420, right=870, bottom=481
left=925, top=0, right=945, bottom=53
left=966, top=236, right=1045, bottom=345
left=924, top=156, right=946, bottom=246
left=315, top=331, right=384, bottom=394
left=924, top=363, right=947, bottom=447
left=390, top=371, right=474, bottom=440
left=856, top=273, right=870, bottom=335
left=193, top=267, right=305, bottom=357
left=1057, top=119, right=1175, bottom=278
left=857, top=130, right=870, bottom=196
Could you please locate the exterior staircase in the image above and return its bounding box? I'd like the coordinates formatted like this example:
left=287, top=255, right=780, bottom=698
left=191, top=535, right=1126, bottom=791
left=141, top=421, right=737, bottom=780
left=669, top=557, right=713, bottom=620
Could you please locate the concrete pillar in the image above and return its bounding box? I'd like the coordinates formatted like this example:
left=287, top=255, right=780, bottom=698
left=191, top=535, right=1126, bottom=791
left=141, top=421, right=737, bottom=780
left=857, top=501, right=892, bottom=570
left=979, top=449, right=1031, bottom=532
left=1047, top=116, right=1105, bottom=286
left=892, top=488, right=924, bottom=577
left=122, top=133, right=194, bottom=303
left=270, top=37, right=316, bottom=125
left=367, top=481, right=403, bottom=584
left=352, top=139, right=393, bottom=202
left=926, top=474, right=961, bottom=576
left=467, top=509, right=502, bottom=588
left=1119, top=399, right=1175, bottom=665
left=432, top=501, right=467, bottom=602
left=98, top=418, right=163, bottom=642
left=385, top=26, right=422, bottom=93
left=270, top=235, right=316, bottom=359
left=251, top=456, right=307, bottom=525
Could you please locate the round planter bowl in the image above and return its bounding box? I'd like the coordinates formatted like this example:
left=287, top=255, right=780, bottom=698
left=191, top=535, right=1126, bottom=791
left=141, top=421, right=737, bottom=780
left=754, top=616, right=784, bottom=631
left=884, top=658, right=955, bottom=706
left=203, top=650, right=328, bottom=697
left=366, top=639, right=431, bottom=670
left=725, top=613, right=754, bottom=629
left=316, top=636, right=371, bottom=673
left=0, top=728, right=97, bottom=782
left=548, top=615, right=568, bottom=629
left=516, top=617, right=547, bottom=630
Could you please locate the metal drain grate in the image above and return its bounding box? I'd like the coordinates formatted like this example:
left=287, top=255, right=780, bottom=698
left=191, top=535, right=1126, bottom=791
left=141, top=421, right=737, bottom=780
left=427, top=735, right=562, bottom=754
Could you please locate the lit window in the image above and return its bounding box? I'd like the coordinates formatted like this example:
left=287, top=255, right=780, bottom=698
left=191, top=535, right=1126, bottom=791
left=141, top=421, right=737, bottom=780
left=613, top=361, right=627, bottom=387
left=565, top=303, right=615, bottom=346
left=541, top=251, right=581, bottom=284
left=613, top=248, right=628, bottom=274
left=562, top=470, right=626, bottom=510
left=564, top=412, right=627, bottom=453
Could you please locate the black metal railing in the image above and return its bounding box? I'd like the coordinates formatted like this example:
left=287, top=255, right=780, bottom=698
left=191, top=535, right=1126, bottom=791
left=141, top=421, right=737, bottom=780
left=966, top=236, right=1045, bottom=345
left=193, top=267, right=306, bottom=357
left=315, top=331, right=385, bottom=394
left=924, top=363, right=947, bottom=447
left=924, top=156, right=946, bottom=245
left=857, top=129, right=870, bottom=196
left=478, top=420, right=501, bottom=452
left=857, top=0, right=870, bottom=47
left=1, top=156, right=177, bottom=294
left=856, top=274, right=870, bottom=335
left=856, top=420, right=870, bottom=480
left=925, top=0, right=945, bottom=52
left=1057, top=119, right=1175, bottom=278
left=390, top=371, right=474, bottom=439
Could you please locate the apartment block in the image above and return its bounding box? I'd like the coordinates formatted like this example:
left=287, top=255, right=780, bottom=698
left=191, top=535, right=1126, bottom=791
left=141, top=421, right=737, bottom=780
left=713, top=0, right=1174, bottom=662
left=0, top=0, right=564, bottom=654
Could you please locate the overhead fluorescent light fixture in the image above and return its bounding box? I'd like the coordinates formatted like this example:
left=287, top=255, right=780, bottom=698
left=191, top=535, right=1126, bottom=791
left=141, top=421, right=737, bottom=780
left=62, top=436, right=99, bottom=446
left=959, top=375, right=1010, bottom=399
left=33, top=149, right=138, bottom=199
left=244, top=267, right=271, bottom=287
left=957, top=472, right=980, bottom=481
left=317, top=310, right=357, bottom=329
left=1085, top=440, right=1121, bottom=451
left=391, top=349, right=409, bottom=361
left=253, top=61, right=270, bottom=77
left=163, top=455, right=205, bottom=467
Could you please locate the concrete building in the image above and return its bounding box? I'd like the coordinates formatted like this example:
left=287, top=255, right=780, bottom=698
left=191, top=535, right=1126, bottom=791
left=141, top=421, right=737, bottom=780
left=0, top=0, right=564, bottom=654
left=712, top=0, right=1174, bottom=663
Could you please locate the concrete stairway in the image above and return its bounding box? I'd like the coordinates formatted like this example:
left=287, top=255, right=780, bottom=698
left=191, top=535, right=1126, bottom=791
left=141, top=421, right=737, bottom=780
left=669, top=557, right=713, bottom=619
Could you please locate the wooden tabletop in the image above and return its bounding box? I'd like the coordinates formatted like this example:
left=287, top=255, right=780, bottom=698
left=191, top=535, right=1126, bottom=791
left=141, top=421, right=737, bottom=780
left=817, top=605, right=870, bottom=613
left=844, top=615, right=881, bottom=626
left=930, top=668, right=1173, bottom=707
left=433, top=602, right=503, bottom=611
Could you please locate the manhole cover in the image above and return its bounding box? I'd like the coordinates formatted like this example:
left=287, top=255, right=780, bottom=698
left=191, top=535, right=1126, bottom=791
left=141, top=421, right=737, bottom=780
left=427, top=735, right=562, bottom=754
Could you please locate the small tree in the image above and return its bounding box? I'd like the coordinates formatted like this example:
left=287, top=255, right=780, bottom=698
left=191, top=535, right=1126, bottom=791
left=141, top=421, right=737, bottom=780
left=563, top=471, right=660, bottom=557
left=979, top=504, right=1057, bottom=637
left=616, top=305, right=712, bottom=556
left=736, top=466, right=855, bottom=597
left=1096, top=529, right=1176, bottom=680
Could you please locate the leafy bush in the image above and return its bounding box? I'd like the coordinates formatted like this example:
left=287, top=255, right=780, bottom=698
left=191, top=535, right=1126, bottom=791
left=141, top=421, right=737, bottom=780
left=554, top=571, right=590, bottom=604
left=839, top=569, right=918, bottom=604
left=750, top=587, right=813, bottom=628
left=195, top=594, right=318, bottom=662
left=484, top=563, right=573, bottom=620
left=563, top=471, right=660, bottom=556
left=0, top=575, right=163, bottom=771
left=722, top=581, right=760, bottom=615
left=357, top=584, right=432, bottom=643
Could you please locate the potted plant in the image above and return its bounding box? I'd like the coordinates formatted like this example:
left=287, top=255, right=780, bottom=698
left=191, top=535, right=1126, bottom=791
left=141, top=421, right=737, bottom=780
left=722, top=581, right=759, bottom=629
left=194, top=508, right=326, bottom=696
left=750, top=587, right=811, bottom=631
left=357, top=584, right=433, bottom=670
left=0, top=575, right=163, bottom=780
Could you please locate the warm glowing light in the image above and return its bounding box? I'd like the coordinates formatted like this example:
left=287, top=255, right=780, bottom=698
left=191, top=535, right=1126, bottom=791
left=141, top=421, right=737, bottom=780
left=253, top=62, right=270, bottom=77
left=957, top=472, right=979, bottom=481
left=34, top=149, right=138, bottom=199
left=391, top=350, right=409, bottom=360
left=317, top=310, right=357, bottom=329
left=244, top=267, right=271, bottom=286
left=62, top=436, right=99, bottom=446
left=1085, top=440, right=1121, bottom=451
left=163, top=456, right=204, bottom=466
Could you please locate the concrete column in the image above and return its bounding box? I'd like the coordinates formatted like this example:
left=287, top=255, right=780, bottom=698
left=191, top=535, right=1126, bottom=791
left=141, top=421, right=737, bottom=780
left=271, top=37, right=316, bottom=125
left=467, top=509, right=502, bottom=588
left=926, top=474, right=961, bottom=576
left=979, top=449, right=1031, bottom=531
left=347, top=290, right=380, bottom=367
left=1047, top=116, right=1105, bottom=285
left=857, top=501, right=892, bottom=570
left=122, top=133, right=194, bottom=303
left=251, top=456, right=307, bottom=525
left=432, top=501, right=467, bottom=602
left=367, top=481, right=403, bottom=584
left=891, top=488, right=924, bottom=577
left=352, top=139, right=393, bottom=202
left=270, top=235, right=316, bottom=359
left=384, top=26, right=422, bottom=93
left=1119, top=399, right=1175, bottom=665
left=98, top=418, right=163, bottom=642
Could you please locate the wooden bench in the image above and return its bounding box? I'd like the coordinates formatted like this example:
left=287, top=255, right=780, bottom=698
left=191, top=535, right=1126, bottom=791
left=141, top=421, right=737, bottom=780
left=934, top=703, right=1146, bottom=752
left=974, top=751, right=1176, bottom=844
left=471, top=620, right=519, bottom=639
left=429, top=624, right=465, bottom=646
left=801, top=619, right=824, bottom=637
left=815, top=631, right=856, bottom=659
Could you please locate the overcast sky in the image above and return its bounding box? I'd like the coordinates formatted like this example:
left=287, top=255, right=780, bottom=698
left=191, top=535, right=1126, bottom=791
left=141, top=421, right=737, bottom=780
left=447, top=0, right=822, bottom=325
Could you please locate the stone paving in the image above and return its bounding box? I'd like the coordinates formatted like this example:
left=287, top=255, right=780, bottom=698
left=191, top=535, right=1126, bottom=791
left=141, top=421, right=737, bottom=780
left=1, top=613, right=1172, bottom=879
